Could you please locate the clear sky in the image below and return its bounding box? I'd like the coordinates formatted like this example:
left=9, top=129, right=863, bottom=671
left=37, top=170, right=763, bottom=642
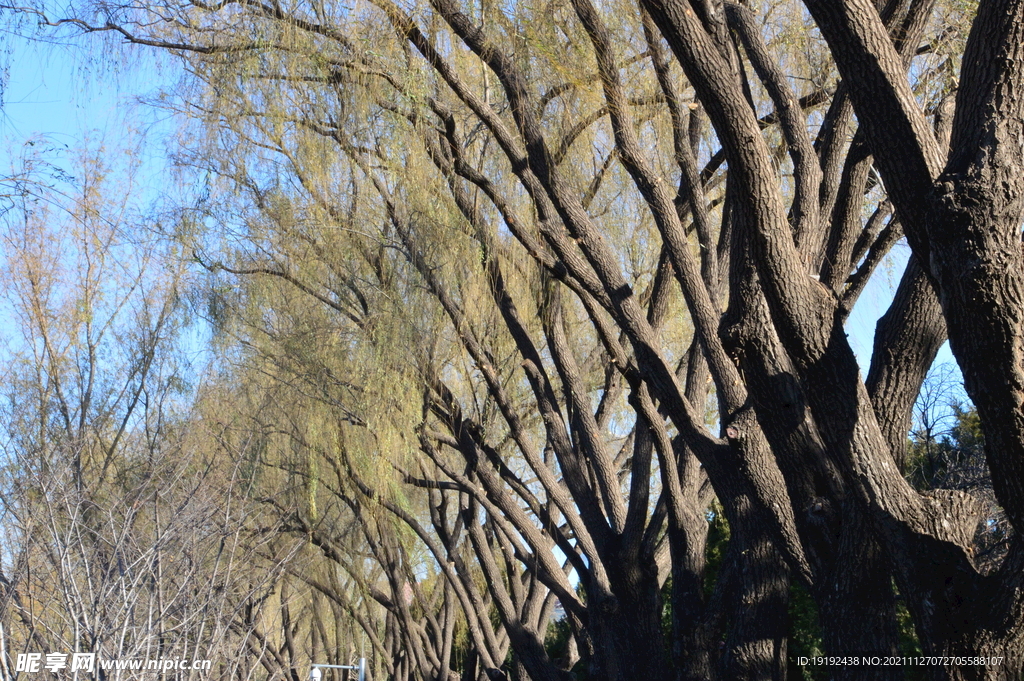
left=4, top=37, right=123, bottom=150
left=2, top=30, right=180, bottom=191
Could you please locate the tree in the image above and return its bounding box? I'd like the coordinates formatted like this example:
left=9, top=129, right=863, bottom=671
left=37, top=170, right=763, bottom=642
left=16, top=0, right=1024, bottom=678
left=908, top=369, right=1011, bottom=575
left=0, top=141, right=296, bottom=681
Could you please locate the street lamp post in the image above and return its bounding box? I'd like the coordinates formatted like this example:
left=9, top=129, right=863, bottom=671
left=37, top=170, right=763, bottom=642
left=308, top=659, right=366, bottom=681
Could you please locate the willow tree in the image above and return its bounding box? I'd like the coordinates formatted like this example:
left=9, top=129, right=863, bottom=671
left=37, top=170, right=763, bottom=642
left=33, top=0, right=1024, bottom=678
left=193, top=264, right=496, bottom=681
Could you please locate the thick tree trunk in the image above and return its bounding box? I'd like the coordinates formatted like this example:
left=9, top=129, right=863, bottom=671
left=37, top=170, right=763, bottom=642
left=667, top=467, right=714, bottom=681
left=721, top=242, right=903, bottom=678
left=817, top=507, right=901, bottom=681
left=866, top=256, right=946, bottom=471
left=719, top=513, right=788, bottom=681
left=460, top=652, right=478, bottom=681
left=913, top=540, right=1024, bottom=681
left=585, top=558, right=670, bottom=681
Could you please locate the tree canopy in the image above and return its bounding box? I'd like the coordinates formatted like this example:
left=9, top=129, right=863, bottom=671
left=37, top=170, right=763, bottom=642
left=3, top=0, right=1024, bottom=679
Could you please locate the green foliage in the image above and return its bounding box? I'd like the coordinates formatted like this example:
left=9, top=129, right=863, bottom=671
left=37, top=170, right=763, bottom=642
left=703, top=501, right=731, bottom=600
left=907, top=404, right=985, bottom=491
left=544, top=618, right=574, bottom=666
left=786, top=581, right=824, bottom=681
left=895, top=595, right=928, bottom=681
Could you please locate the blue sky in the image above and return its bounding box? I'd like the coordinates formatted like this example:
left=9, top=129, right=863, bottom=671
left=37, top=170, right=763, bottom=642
left=2, top=31, right=180, bottom=190
left=0, top=31, right=219, bottom=386
left=4, top=38, right=123, bottom=149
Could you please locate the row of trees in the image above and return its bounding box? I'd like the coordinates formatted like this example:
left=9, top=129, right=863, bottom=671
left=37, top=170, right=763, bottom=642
left=0, top=146, right=332, bottom=680
left=3, top=0, right=1024, bottom=678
